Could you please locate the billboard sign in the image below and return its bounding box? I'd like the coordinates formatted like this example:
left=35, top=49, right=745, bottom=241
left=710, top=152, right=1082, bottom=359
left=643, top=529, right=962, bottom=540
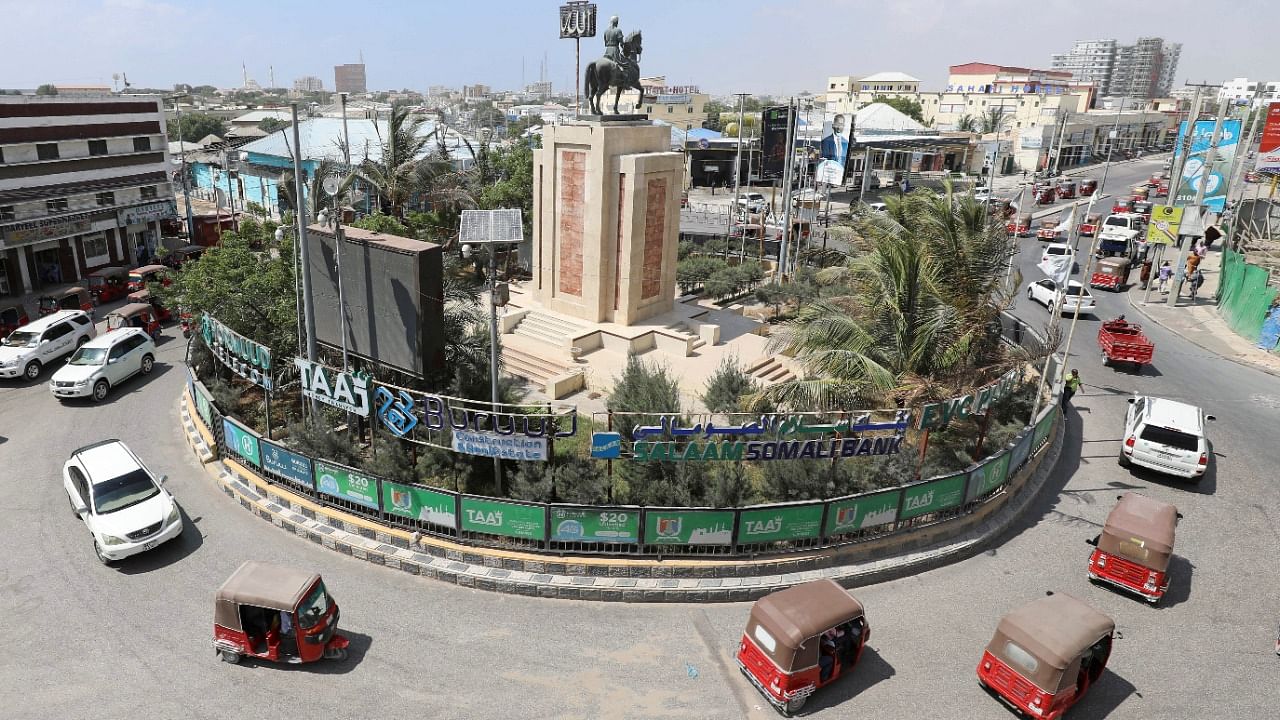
left=260, top=440, right=314, bottom=490
left=460, top=497, right=546, bottom=540
left=825, top=490, right=900, bottom=535
left=452, top=429, right=548, bottom=461
left=644, top=510, right=734, bottom=545
left=820, top=111, right=852, bottom=169
left=1255, top=102, right=1280, bottom=174
left=1172, top=119, right=1242, bottom=212
left=383, top=481, right=457, bottom=528
left=737, top=504, right=824, bottom=544
left=313, top=461, right=379, bottom=510
left=222, top=417, right=261, bottom=467
left=201, top=314, right=273, bottom=390
left=371, top=384, right=575, bottom=457
left=761, top=106, right=793, bottom=179
left=918, top=368, right=1022, bottom=430
left=899, top=474, right=966, bottom=520
left=550, top=507, right=640, bottom=543
left=1146, top=205, right=1184, bottom=245
left=295, top=358, right=370, bottom=416
left=558, top=2, right=597, bottom=38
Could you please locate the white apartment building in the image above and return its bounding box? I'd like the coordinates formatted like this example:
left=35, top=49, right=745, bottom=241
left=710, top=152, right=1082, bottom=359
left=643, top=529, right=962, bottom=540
left=1051, top=37, right=1180, bottom=98
left=0, top=95, right=174, bottom=296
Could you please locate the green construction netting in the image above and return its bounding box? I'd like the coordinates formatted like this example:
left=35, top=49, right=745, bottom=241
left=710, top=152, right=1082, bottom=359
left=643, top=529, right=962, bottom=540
left=1218, top=250, right=1277, bottom=343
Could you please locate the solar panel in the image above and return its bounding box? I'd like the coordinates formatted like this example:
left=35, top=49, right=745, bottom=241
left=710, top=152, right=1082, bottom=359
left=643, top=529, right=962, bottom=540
left=459, top=208, right=524, bottom=244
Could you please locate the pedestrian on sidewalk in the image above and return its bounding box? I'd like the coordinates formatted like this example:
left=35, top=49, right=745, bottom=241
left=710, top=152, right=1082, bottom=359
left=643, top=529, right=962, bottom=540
left=1157, top=261, right=1172, bottom=293
left=1062, top=369, right=1082, bottom=409
left=1140, top=257, right=1153, bottom=289
left=1188, top=268, right=1205, bottom=300
left=1195, top=239, right=1208, bottom=259
left=1187, top=251, right=1202, bottom=278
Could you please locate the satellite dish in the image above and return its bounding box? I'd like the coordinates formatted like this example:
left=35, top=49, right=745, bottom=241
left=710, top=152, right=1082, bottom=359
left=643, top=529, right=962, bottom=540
left=322, top=176, right=341, bottom=196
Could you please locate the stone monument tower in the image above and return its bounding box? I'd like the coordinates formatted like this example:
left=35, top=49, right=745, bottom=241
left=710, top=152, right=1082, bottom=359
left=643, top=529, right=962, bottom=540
left=530, top=119, right=683, bottom=325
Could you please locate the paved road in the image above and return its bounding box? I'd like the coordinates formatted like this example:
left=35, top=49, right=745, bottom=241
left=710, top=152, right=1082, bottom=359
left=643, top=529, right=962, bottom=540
left=3, top=153, right=1276, bottom=718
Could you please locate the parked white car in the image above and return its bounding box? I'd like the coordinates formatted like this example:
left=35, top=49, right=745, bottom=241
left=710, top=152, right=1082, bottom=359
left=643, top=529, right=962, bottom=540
left=50, top=327, right=157, bottom=402
left=736, top=192, right=768, bottom=213
left=1040, top=243, right=1078, bottom=273
left=1026, top=279, right=1096, bottom=315
left=63, top=439, right=183, bottom=564
left=0, top=310, right=97, bottom=380
left=973, top=186, right=992, bottom=202
left=1120, top=396, right=1214, bottom=480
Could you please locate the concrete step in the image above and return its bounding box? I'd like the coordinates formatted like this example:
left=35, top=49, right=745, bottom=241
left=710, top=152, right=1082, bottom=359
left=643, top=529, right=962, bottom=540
left=743, top=356, right=775, bottom=374
left=501, top=345, right=570, bottom=384
left=692, top=338, right=706, bottom=350
left=524, top=310, right=586, bottom=335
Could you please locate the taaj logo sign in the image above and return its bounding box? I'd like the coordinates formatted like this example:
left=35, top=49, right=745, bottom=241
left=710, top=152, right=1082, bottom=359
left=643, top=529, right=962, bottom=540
left=201, top=314, right=273, bottom=390
left=295, top=358, right=370, bottom=416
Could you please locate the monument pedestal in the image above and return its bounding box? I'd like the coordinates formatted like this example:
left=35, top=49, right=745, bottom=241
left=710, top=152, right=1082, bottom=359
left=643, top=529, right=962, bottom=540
left=531, top=119, right=683, bottom=325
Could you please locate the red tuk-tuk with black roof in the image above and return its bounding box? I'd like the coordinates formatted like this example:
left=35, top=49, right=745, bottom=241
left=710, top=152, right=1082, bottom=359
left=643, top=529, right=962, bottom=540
left=0, top=301, right=30, bottom=340
left=86, top=266, right=130, bottom=304
left=127, top=264, right=171, bottom=292
left=1079, top=178, right=1098, bottom=196
left=38, top=286, right=94, bottom=317
left=1112, top=198, right=1134, bottom=215
left=128, top=288, right=172, bottom=322
left=214, top=560, right=350, bottom=666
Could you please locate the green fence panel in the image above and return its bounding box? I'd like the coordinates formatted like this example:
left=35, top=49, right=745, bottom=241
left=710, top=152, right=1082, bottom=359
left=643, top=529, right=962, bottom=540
left=549, top=506, right=641, bottom=544
left=383, top=481, right=457, bottom=528
left=459, top=497, right=546, bottom=540
left=824, top=489, right=901, bottom=535
left=900, top=473, right=966, bottom=520
left=644, top=509, right=735, bottom=546
left=737, top=503, right=825, bottom=543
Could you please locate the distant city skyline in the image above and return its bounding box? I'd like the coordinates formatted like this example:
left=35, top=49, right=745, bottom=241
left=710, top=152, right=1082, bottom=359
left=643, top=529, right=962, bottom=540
left=1, top=0, right=1275, bottom=98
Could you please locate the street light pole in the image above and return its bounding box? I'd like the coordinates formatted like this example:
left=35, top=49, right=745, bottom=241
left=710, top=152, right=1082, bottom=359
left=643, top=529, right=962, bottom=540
left=1144, top=88, right=1203, bottom=304
left=170, top=95, right=196, bottom=243
left=1168, top=98, right=1229, bottom=307
left=290, top=103, right=318, bottom=365
left=779, top=99, right=797, bottom=277
left=732, top=92, right=748, bottom=259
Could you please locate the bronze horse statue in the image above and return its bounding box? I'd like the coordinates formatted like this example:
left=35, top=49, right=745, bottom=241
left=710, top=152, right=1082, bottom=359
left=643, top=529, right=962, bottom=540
left=583, top=30, right=643, bottom=115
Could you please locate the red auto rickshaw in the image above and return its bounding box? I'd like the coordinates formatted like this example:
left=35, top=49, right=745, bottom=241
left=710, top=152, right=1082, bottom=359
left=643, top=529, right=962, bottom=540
left=1080, top=213, right=1102, bottom=237
left=165, top=244, right=206, bottom=269
left=128, top=288, right=172, bottom=322
left=1007, top=213, right=1032, bottom=237
left=1131, top=185, right=1151, bottom=201
left=1156, top=180, right=1169, bottom=197
left=1132, top=201, right=1153, bottom=221
left=86, top=266, right=130, bottom=304
left=127, top=264, right=170, bottom=292
left=1037, top=219, right=1060, bottom=240
left=1035, top=186, right=1057, bottom=205
left=979, top=593, right=1115, bottom=719
left=1112, top=198, right=1134, bottom=214
left=737, top=579, right=871, bottom=716
left=0, top=301, right=30, bottom=340
left=213, top=561, right=350, bottom=666
left=1057, top=180, right=1077, bottom=199
left=37, top=286, right=94, bottom=317
left=1079, top=179, right=1098, bottom=196
left=1087, top=492, right=1179, bottom=604
left=106, top=302, right=161, bottom=339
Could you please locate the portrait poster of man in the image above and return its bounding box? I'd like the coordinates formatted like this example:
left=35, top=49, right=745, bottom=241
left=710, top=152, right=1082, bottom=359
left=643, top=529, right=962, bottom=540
left=820, top=112, right=852, bottom=169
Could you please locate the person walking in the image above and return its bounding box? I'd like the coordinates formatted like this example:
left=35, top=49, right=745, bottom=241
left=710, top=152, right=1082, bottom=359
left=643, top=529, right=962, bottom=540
left=1188, top=268, right=1205, bottom=300
left=1157, top=261, right=1172, bottom=294
left=1062, top=369, right=1082, bottom=408
left=1140, top=257, right=1153, bottom=289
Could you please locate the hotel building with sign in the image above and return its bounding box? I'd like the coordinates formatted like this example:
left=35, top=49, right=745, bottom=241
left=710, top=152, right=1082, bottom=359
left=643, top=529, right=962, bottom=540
left=618, top=77, right=709, bottom=132
left=0, top=95, right=174, bottom=297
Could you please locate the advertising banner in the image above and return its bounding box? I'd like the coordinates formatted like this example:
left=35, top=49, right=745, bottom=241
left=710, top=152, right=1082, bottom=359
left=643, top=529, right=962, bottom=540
left=737, top=504, right=824, bottom=544
left=1255, top=102, right=1280, bottom=174
left=1172, top=119, right=1242, bottom=212
left=460, top=497, right=546, bottom=540
left=222, top=418, right=261, bottom=467
left=383, top=481, right=457, bottom=528
left=1032, top=410, right=1056, bottom=450
left=967, top=451, right=1013, bottom=501
left=899, top=473, right=966, bottom=520
left=1146, top=205, right=1184, bottom=245
left=643, top=509, right=734, bottom=545
left=824, top=490, right=901, bottom=535
left=313, top=461, right=379, bottom=510
left=761, top=106, right=793, bottom=180
left=452, top=429, right=548, bottom=461
left=192, top=380, right=214, bottom=427
left=259, top=440, right=314, bottom=490
left=1007, top=430, right=1034, bottom=474
left=550, top=507, right=640, bottom=544
left=820, top=111, right=852, bottom=170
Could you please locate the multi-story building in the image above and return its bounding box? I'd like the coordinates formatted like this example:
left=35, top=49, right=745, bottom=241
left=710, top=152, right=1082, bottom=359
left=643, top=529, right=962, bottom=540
left=1051, top=37, right=1180, bottom=98
left=617, top=76, right=708, bottom=132
left=0, top=95, right=174, bottom=296
left=293, top=76, right=324, bottom=93
left=334, top=63, right=367, bottom=94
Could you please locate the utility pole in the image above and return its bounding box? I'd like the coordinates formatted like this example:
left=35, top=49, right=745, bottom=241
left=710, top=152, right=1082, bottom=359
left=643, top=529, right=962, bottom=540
left=1143, top=87, right=1203, bottom=304
left=778, top=99, right=797, bottom=278
left=1225, top=93, right=1264, bottom=249
left=291, top=103, right=318, bottom=365
left=1052, top=111, right=1071, bottom=174
left=732, top=92, right=748, bottom=259
left=1168, top=98, right=1229, bottom=307
left=170, top=95, right=196, bottom=242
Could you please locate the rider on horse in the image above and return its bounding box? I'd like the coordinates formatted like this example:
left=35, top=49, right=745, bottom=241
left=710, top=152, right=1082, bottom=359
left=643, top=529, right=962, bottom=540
left=603, top=16, right=634, bottom=78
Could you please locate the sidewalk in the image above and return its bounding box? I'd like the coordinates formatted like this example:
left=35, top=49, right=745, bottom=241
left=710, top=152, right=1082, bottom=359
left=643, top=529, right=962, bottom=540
left=1126, top=246, right=1280, bottom=377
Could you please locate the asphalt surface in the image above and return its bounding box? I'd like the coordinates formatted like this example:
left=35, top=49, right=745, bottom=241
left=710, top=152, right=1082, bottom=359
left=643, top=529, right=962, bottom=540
left=2, top=152, right=1276, bottom=719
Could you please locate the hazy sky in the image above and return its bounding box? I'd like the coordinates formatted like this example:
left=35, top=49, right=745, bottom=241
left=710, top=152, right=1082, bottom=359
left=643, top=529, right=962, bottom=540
left=3, top=0, right=1275, bottom=96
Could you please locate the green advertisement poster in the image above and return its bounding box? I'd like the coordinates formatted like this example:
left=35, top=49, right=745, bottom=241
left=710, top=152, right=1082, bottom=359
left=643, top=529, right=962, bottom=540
left=383, top=481, right=456, bottom=529
left=970, top=452, right=1013, bottom=499
left=900, top=474, right=966, bottom=520
left=738, top=504, right=824, bottom=544
left=550, top=507, right=640, bottom=543
left=825, top=490, right=901, bottom=535
left=313, top=461, right=379, bottom=510
left=644, top=510, right=735, bottom=545
left=222, top=418, right=260, bottom=467
left=460, top=497, right=546, bottom=540
left=193, top=382, right=214, bottom=427
left=1033, top=410, right=1056, bottom=449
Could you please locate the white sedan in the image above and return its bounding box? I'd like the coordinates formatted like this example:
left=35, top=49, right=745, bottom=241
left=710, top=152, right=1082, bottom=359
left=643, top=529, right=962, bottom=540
left=1026, top=279, right=1096, bottom=315
left=63, top=439, right=183, bottom=564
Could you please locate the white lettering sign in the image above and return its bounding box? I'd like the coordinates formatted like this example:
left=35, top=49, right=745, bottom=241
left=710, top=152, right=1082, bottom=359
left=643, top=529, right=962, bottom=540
left=295, top=358, right=370, bottom=416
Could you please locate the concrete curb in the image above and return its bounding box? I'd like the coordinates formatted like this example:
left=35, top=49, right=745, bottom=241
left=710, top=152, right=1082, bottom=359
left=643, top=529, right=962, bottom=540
left=178, top=393, right=1069, bottom=602
left=1125, top=290, right=1280, bottom=380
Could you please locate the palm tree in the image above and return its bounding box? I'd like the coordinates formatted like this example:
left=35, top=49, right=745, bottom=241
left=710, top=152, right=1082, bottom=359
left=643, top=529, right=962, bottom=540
left=978, top=107, right=1009, bottom=135
left=750, top=191, right=1020, bottom=410
left=955, top=114, right=977, bottom=133
left=278, top=159, right=357, bottom=223
left=360, top=106, right=433, bottom=218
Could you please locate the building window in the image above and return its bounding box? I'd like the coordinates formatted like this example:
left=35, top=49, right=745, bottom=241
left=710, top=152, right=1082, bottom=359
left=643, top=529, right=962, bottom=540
left=133, top=136, right=151, bottom=152
left=83, top=235, right=108, bottom=260
left=666, top=105, right=673, bottom=113
left=140, top=186, right=157, bottom=199
left=687, top=106, right=693, bottom=113
left=37, top=143, right=60, bottom=160
left=88, top=140, right=108, bottom=156
left=0, top=206, right=13, bottom=221
left=0, top=147, right=4, bottom=163
left=96, top=191, right=115, bottom=206
left=646, top=106, right=652, bottom=113
left=46, top=197, right=68, bottom=212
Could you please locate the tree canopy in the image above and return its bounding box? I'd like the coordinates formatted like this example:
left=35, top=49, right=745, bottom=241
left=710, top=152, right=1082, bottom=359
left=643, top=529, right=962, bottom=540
left=35, top=84, right=58, bottom=96
left=167, top=112, right=226, bottom=142
left=869, top=95, right=924, bottom=123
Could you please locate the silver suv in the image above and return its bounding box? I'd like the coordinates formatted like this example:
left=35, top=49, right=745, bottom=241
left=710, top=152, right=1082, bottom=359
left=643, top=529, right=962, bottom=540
left=50, top=328, right=157, bottom=402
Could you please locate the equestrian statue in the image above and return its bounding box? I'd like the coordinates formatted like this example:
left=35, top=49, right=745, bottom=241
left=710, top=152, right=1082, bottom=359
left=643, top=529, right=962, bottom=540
left=582, top=15, right=644, bottom=115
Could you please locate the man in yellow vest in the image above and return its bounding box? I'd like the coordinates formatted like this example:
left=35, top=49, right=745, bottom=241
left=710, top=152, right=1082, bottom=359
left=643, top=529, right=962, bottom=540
left=1062, top=369, right=1082, bottom=408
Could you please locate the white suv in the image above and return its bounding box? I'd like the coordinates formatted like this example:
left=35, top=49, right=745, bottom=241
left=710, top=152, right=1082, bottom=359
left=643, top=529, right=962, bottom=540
left=63, top=439, right=183, bottom=564
left=0, top=310, right=97, bottom=380
left=1120, top=396, right=1215, bottom=480
left=50, top=327, right=157, bottom=402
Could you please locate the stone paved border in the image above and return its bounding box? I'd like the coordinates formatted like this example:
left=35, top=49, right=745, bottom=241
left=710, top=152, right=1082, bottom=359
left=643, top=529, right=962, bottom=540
left=179, top=391, right=1067, bottom=602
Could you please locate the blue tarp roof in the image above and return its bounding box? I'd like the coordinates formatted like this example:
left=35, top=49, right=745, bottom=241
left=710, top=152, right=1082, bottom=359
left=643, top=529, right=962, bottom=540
left=237, top=117, right=473, bottom=165
left=686, top=128, right=722, bottom=141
